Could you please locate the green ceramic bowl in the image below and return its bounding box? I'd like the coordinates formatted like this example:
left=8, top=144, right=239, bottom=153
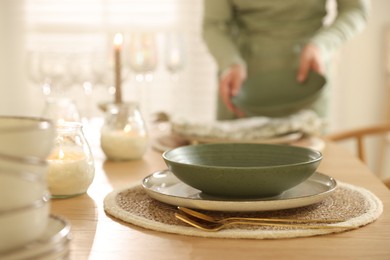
left=232, top=69, right=326, bottom=117
left=162, top=143, right=322, bottom=198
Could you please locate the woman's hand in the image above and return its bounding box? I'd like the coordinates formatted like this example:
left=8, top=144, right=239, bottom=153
left=219, top=64, right=247, bottom=117
left=297, top=43, right=325, bottom=83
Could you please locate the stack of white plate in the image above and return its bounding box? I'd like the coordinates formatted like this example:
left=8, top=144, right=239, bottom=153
left=0, top=215, right=71, bottom=260
left=0, top=154, right=51, bottom=252
left=0, top=116, right=71, bottom=258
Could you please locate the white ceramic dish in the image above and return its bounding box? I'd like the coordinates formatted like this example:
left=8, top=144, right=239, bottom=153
left=0, top=152, right=47, bottom=176
left=0, top=116, right=55, bottom=159
left=173, top=131, right=303, bottom=145
left=0, top=215, right=71, bottom=260
left=0, top=153, right=47, bottom=209
left=152, top=131, right=303, bottom=153
left=142, top=170, right=337, bottom=212
left=0, top=195, right=50, bottom=252
left=0, top=169, right=46, bottom=209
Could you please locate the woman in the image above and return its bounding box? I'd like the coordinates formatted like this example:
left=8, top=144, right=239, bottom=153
left=202, top=0, right=370, bottom=120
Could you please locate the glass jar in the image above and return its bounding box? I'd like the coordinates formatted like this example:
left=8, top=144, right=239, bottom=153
left=47, top=122, right=95, bottom=198
left=100, top=102, right=149, bottom=161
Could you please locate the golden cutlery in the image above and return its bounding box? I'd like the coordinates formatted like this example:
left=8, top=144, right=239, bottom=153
left=174, top=213, right=350, bottom=232
left=177, top=206, right=346, bottom=224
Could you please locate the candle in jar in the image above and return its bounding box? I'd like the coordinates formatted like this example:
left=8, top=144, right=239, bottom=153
left=113, top=33, right=123, bottom=103
left=47, top=148, right=94, bottom=197
left=101, top=129, right=148, bottom=160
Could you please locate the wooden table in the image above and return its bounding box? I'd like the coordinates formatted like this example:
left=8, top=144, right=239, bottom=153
left=51, top=141, right=390, bottom=260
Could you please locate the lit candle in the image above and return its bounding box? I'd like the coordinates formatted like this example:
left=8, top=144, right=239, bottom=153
left=101, top=128, right=149, bottom=160
left=47, top=147, right=95, bottom=197
left=113, top=33, right=123, bottom=103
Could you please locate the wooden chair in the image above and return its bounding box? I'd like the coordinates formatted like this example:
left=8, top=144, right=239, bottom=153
left=324, top=123, right=390, bottom=189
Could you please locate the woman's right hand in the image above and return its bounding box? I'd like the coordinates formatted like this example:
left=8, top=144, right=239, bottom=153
left=219, top=64, right=247, bottom=117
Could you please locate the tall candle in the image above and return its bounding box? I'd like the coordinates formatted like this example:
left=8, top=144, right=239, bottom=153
left=47, top=148, right=95, bottom=197
left=114, top=33, right=123, bottom=103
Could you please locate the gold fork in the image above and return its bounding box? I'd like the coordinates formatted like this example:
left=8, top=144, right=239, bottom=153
left=177, top=206, right=346, bottom=224
left=174, top=213, right=351, bottom=232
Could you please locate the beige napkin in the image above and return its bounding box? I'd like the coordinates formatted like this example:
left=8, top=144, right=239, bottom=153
left=171, top=110, right=324, bottom=140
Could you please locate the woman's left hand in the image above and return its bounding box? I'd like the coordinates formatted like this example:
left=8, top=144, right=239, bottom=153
left=297, top=43, right=325, bottom=83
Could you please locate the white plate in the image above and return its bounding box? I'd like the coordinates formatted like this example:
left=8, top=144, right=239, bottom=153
left=0, top=215, right=71, bottom=260
left=142, top=170, right=337, bottom=212
left=173, top=131, right=303, bottom=145
left=152, top=132, right=304, bottom=153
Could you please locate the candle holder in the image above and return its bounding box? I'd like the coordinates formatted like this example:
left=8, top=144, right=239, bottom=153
left=100, top=102, right=149, bottom=161
left=47, top=122, right=95, bottom=198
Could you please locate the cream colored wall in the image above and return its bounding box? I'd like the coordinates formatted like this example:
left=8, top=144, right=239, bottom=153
left=330, top=0, right=390, bottom=128
left=0, top=0, right=33, bottom=116
left=329, top=0, right=390, bottom=178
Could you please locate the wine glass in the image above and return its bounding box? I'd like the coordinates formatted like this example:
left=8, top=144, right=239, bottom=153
left=25, top=50, right=51, bottom=96
left=128, top=32, right=158, bottom=82
left=165, top=33, right=185, bottom=80
left=67, top=51, right=93, bottom=90
left=163, top=33, right=186, bottom=117
left=90, top=51, right=113, bottom=89
left=39, top=51, right=71, bottom=97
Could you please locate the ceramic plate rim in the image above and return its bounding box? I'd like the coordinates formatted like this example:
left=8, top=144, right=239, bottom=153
left=142, top=170, right=337, bottom=212
left=171, top=131, right=303, bottom=145
left=0, top=215, right=71, bottom=258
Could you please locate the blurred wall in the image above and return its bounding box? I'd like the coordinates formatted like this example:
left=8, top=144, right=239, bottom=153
left=329, top=0, right=390, bottom=178
left=0, top=0, right=33, bottom=116
left=330, top=0, right=390, bottom=129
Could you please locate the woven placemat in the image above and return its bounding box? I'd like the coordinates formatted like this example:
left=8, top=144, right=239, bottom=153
left=103, top=182, right=383, bottom=239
